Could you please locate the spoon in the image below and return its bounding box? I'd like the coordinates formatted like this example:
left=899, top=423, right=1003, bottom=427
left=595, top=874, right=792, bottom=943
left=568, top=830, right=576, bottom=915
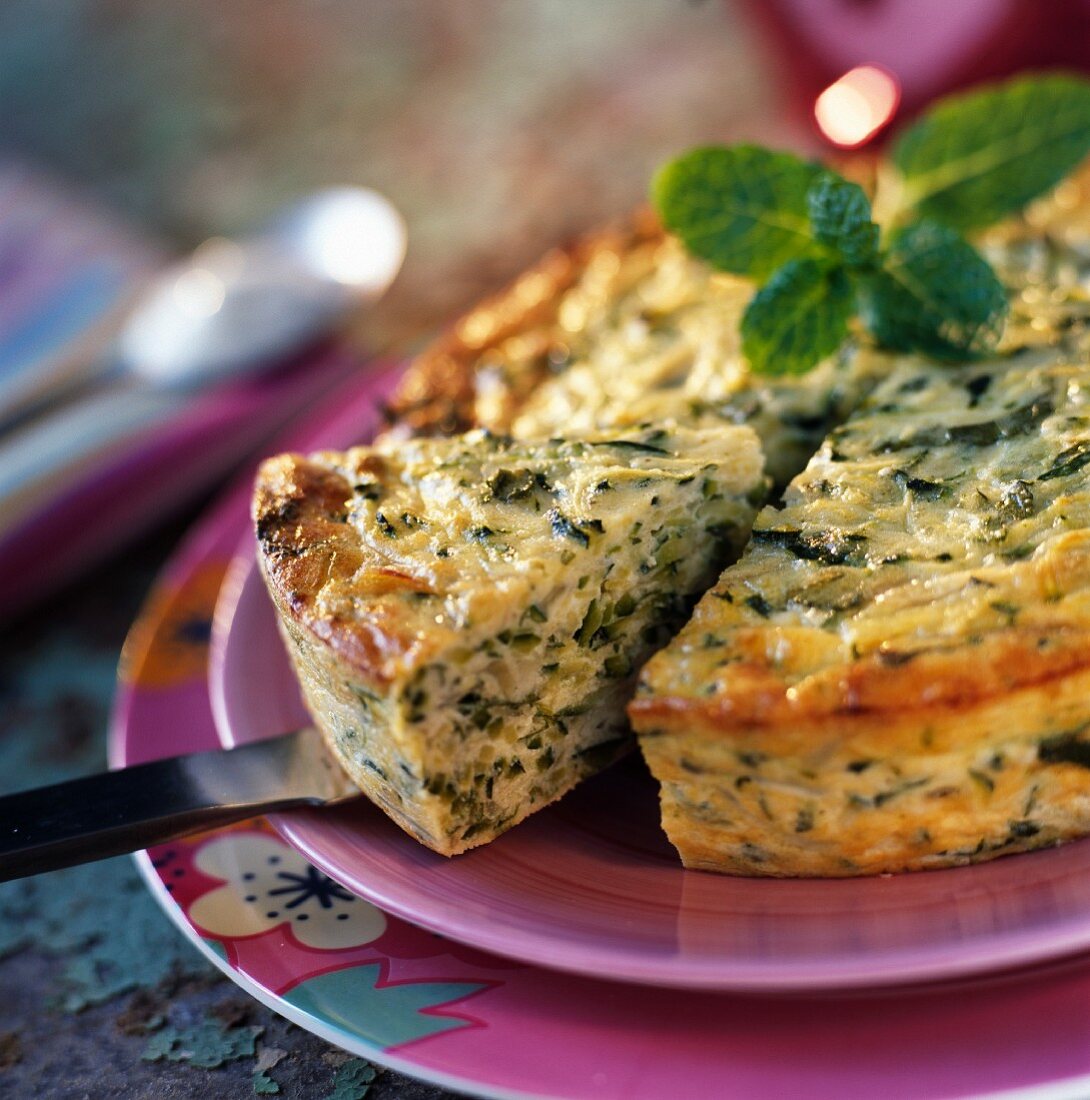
left=1, top=186, right=406, bottom=427
left=116, top=187, right=407, bottom=390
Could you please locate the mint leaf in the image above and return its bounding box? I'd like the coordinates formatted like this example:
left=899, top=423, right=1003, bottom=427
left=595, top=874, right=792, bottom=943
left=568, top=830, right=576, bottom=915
left=741, top=259, right=853, bottom=375
left=858, top=221, right=1008, bottom=359
left=652, top=145, right=824, bottom=280
left=807, top=173, right=878, bottom=267
left=893, top=73, right=1090, bottom=230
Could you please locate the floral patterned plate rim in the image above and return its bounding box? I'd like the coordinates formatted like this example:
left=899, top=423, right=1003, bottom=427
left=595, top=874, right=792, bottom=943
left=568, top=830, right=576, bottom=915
left=111, top=364, right=1090, bottom=1099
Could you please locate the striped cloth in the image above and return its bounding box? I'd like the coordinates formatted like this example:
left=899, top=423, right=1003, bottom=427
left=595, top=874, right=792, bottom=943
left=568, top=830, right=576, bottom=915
left=0, top=161, right=163, bottom=426
left=0, top=162, right=369, bottom=620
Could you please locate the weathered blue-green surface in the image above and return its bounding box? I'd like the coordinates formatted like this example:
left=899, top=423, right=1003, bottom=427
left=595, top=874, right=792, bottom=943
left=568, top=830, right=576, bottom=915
left=0, top=519, right=456, bottom=1099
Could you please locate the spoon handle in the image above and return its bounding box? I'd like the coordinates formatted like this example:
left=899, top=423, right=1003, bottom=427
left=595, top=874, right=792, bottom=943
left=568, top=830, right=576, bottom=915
left=0, top=729, right=357, bottom=882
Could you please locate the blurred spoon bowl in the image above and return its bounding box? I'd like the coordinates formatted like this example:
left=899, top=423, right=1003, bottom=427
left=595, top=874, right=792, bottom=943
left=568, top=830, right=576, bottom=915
left=117, top=187, right=406, bottom=388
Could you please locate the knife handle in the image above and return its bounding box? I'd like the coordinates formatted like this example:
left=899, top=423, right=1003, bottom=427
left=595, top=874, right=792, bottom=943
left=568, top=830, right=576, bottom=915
left=0, top=729, right=356, bottom=882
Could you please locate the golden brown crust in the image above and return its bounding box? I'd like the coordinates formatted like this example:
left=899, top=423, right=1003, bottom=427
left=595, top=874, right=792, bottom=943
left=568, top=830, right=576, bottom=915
left=253, top=453, right=428, bottom=686
left=630, top=628, right=1090, bottom=734
left=383, top=209, right=664, bottom=437
left=631, top=525, right=1090, bottom=735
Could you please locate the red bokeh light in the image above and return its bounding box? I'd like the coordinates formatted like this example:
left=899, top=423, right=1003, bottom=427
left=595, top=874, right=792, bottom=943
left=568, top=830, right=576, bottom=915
left=814, top=65, right=901, bottom=149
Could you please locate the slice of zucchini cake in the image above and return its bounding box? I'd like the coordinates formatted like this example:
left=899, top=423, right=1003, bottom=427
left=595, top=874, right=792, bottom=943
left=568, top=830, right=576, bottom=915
left=631, top=322, right=1090, bottom=876
left=254, top=423, right=764, bottom=855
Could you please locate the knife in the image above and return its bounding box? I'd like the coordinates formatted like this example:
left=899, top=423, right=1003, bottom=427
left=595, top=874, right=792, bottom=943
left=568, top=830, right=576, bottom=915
left=0, top=729, right=358, bottom=882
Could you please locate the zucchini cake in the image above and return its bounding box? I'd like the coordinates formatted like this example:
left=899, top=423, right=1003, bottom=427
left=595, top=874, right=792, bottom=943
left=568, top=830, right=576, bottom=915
left=259, top=162, right=1090, bottom=871
left=254, top=423, right=763, bottom=855
left=630, top=233, right=1090, bottom=876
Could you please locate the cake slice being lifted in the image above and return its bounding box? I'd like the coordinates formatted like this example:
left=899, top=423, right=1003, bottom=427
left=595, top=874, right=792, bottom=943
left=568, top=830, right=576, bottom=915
left=254, top=423, right=764, bottom=855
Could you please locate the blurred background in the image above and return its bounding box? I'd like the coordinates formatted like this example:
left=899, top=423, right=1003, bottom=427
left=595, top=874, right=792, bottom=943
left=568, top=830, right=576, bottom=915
left=4, top=3, right=1090, bottom=1095
left=3, top=0, right=1089, bottom=349
left=0, top=0, right=783, bottom=348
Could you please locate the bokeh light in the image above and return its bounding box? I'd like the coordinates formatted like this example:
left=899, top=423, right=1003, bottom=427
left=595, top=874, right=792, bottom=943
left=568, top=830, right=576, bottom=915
left=814, top=65, right=901, bottom=148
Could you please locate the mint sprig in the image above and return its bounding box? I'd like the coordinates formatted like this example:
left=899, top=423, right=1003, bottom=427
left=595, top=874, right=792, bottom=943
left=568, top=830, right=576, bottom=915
left=653, top=73, right=1090, bottom=376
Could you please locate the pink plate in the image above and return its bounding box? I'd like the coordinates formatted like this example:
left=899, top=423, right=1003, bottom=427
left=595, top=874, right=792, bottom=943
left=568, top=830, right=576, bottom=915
left=113, top=364, right=1090, bottom=1098
left=207, top=374, right=1090, bottom=993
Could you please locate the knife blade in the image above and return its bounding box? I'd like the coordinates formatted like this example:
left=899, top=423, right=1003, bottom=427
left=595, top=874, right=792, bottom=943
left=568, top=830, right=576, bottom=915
left=0, top=728, right=358, bottom=882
